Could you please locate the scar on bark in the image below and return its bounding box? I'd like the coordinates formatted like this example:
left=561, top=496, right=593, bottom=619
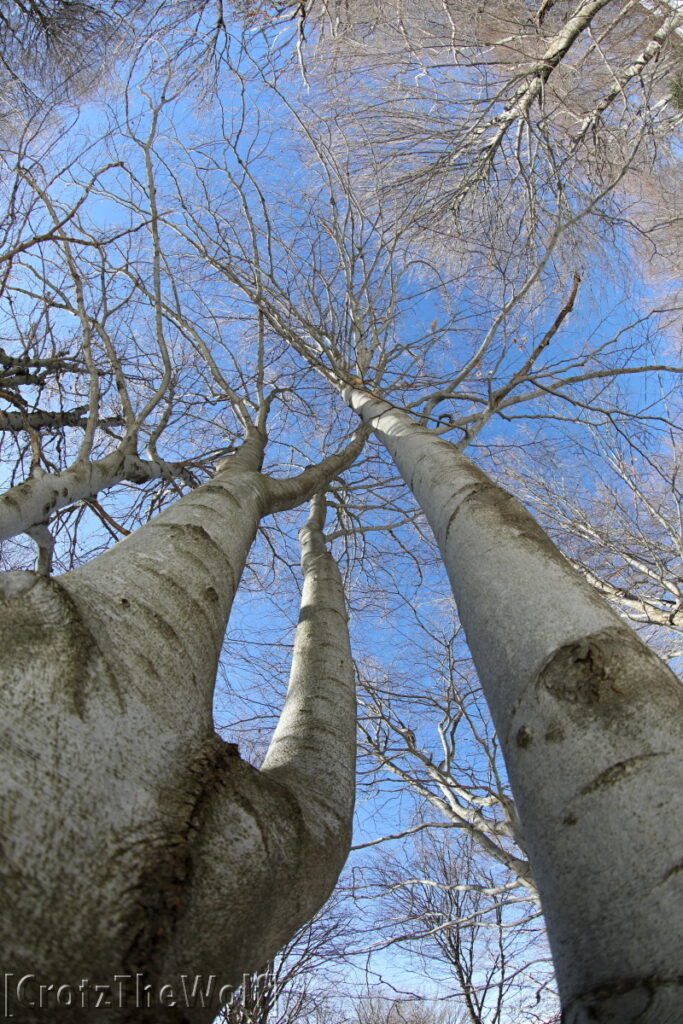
left=544, top=722, right=564, bottom=743
left=536, top=628, right=630, bottom=706
left=577, top=752, right=665, bottom=797
left=565, top=974, right=683, bottom=1022
left=537, top=627, right=683, bottom=713
left=660, top=859, right=683, bottom=885
left=516, top=724, right=533, bottom=748
left=441, top=480, right=591, bottom=576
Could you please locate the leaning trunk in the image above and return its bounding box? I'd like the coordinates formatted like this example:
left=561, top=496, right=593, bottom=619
left=0, top=437, right=360, bottom=1023
left=347, top=387, right=683, bottom=1024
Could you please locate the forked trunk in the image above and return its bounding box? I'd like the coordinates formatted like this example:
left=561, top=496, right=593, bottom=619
left=0, top=440, right=359, bottom=1023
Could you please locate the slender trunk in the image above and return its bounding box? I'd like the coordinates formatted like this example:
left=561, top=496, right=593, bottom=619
left=262, top=492, right=356, bottom=879
left=346, top=387, right=683, bottom=1023
left=0, top=434, right=361, bottom=1023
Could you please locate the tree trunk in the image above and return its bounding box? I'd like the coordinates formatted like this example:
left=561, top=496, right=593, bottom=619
left=0, top=435, right=360, bottom=1023
left=262, top=492, right=356, bottom=859
left=346, top=387, right=683, bottom=1024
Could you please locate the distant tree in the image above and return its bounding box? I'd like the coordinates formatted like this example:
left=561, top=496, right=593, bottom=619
left=217, top=896, right=351, bottom=1024
left=349, top=989, right=465, bottom=1024
left=491, top=421, right=683, bottom=659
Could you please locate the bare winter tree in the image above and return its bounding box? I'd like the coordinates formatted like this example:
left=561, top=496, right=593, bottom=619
left=0, top=40, right=371, bottom=1022
left=1, top=465, right=360, bottom=1020
left=364, top=831, right=556, bottom=1023
left=348, top=612, right=551, bottom=1009
left=297, top=0, right=683, bottom=243
left=327, top=386, right=682, bottom=1023
left=134, top=28, right=683, bottom=1013
left=0, top=0, right=147, bottom=138
left=1, top=6, right=682, bottom=1024
left=178, top=58, right=683, bottom=1017
left=357, top=628, right=535, bottom=897
left=0, top=104, right=209, bottom=570
left=348, top=989, right=466, bottom=1024
left=216, top=895, right=351, bottom=1024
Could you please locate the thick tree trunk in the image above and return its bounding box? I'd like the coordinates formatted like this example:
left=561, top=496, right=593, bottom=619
left=0, top=435, right=360, bottom=1023
left=346, top=387, right=683, bottom=1024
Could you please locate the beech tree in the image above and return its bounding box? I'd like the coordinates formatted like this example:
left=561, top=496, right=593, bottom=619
left=216, top=895, right=351, bottom=1024
left=362, top=832, right=551, bottom=1023
left=1, top=445, right=360, bottom=1021
left=332, top=388, right=683, bottom=1022
left=0, top=47, right=364, bottom=1010
left=1, top=5, right=682, bottom=1024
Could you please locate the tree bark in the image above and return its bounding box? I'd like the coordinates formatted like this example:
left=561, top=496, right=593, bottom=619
left=0, top=433, right=361, bottom=1023
left=346, top=386, right=683, bottom=1024
left=0, top=450, right=195, bottom=542
left=261, top=492, right=356, bottom=865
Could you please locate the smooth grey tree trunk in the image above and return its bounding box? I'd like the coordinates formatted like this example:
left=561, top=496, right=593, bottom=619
left=261, top=493, right=356, bottom=850
left=346, top=386, right=683, bottom=1024
left=0, top=433, right=360, bottom=1023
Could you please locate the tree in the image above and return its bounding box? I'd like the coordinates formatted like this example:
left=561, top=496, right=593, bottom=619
left=349, top=990, right=465, bottom=1024
left=350, top=608, right=557, bottom=1017
left=489, top=420, right=683, bottom=659
left=207, top=21, right=682, bottom=1015
left=1, top=6, right=682, bottom=1023
left=364, top=832, right=554, bottom=1023
left=216, top=895, right=351, bottom=1024
left=0, top=0, right=147, bottom=141
left=1, top=453, right=359, bottom=1023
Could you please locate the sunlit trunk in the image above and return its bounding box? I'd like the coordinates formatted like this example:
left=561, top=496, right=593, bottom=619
left=347, top=386, right=683, bottom=1024
left=262, top=492, right=356, bottom=875
left=0, top=434, right=360, bottom=1023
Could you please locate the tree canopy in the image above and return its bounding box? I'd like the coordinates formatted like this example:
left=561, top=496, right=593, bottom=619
left=0, top=2, right=681, bottom=1022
